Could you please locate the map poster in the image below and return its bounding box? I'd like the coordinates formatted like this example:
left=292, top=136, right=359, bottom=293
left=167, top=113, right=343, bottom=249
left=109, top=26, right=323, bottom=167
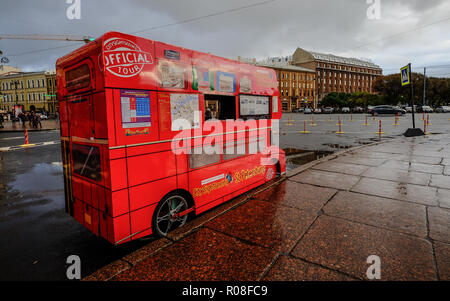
left=239, top=95, right=269, bottom=116
left=120, top=90, right=151, bottom=128
left=170, top=93, right=200, bottom=130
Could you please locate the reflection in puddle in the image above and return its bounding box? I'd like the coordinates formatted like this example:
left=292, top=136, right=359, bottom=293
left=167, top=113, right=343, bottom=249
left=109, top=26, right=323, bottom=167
left=285, top=149, right=334, bottom=172
left=9, top=162, right=63, bottom=194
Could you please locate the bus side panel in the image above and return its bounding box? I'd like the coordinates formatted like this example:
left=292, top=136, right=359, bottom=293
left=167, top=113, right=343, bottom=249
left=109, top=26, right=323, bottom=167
left=61, top=139, right=73, bottom=216
left=130, top=204, right=156, bottom=240
left=92, top=92, right=108, bottom=139
left=68, top=95, right=94, bottom=139
left=129, top=176, right=176, bottom=211
left=110, top=157, right=128, bottom=191
left=59, top=100, right=70, bottom=137
left=126, top=150, right=176, bottom=187
left=111, top=214, right=131, bottom=244
left=71, top=177, right=84, bottom=225
left=105, top=89, right=117, bottom=146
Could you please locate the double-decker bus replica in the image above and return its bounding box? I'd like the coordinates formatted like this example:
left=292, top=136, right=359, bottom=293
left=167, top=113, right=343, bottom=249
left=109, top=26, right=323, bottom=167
left=56, top=31, right=285, bottom=245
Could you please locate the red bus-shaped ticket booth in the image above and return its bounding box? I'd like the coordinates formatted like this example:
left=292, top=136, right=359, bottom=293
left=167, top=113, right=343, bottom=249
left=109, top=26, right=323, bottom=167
left=56, top=32, right=285, bottom=245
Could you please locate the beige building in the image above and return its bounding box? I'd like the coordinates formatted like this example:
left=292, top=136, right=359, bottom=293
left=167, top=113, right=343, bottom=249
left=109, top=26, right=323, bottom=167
left=238, top=56, right=317, bottom=111
left=257, top=61, right=316, bottom=111
left=0, top=70, right=57, bottom=114
left=0, top=65, right=21, bottom=76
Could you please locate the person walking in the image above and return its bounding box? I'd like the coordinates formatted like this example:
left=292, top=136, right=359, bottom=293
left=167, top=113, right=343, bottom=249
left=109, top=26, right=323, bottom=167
left=55, top=111, right=60, bottom=129
left=19, top=112, right=26, bottom=128
left=34, top=114, right=42, bottom=129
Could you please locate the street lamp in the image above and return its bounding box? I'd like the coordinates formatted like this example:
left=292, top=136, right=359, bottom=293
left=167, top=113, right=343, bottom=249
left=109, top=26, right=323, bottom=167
left=12, top=80, right=20, bottom=112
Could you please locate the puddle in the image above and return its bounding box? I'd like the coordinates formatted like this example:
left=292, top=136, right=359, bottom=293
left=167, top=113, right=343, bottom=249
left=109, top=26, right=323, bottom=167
left=322, top=143, right=352, bottom=149
left=9, top=162, right=63, bottom=194
left=284, top=148, right=334, bottom=171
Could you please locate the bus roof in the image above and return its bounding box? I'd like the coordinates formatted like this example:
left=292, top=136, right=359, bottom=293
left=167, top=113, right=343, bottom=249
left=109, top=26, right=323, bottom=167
left=56, top=31, right=278, bottom=96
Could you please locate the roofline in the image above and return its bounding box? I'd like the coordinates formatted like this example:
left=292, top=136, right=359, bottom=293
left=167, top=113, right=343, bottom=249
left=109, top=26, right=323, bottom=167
left=0, top=71, right=55, bottom=79
left=255, top=63, right=315, bottom=73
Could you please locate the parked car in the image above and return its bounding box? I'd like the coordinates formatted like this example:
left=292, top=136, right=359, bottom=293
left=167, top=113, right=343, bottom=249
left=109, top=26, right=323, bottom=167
left=435, top=106, right=450, bottom=113
left=417, top=105, right=433, bottom=113
left=314, top=108, right=322, bottom=114
left=394, top=106, right=407, bottom=114
left=341, top=107, right=350, bottom=113
left=322, top=107, right=333, bottom=114
left=353, top=106, right=364, bottom=113
left=404, top=106, right=412, bottom=113
left=304, top=108, right=312, bottom=114
left=292, top=108, right=304, bottom=113
left=36, top=113, right=48, bottom=120
left=368, top=105, right=406, bottom=115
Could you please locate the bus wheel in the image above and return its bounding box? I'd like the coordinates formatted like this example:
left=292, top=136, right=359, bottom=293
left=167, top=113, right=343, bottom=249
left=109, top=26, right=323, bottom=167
left=152, top=193, right=189, bottom=237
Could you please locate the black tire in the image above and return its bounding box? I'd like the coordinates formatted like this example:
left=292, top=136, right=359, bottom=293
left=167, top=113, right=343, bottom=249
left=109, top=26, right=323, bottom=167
left=151, top=192, right=189, bottom=237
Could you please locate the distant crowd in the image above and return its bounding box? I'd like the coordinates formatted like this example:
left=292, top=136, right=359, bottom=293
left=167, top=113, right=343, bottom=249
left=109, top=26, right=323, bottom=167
left=0, top=111, right=55, bottom=129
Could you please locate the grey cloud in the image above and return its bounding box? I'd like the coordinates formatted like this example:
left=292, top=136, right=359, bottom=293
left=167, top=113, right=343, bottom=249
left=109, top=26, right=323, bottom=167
left=0, top=0, right=449, bottom=76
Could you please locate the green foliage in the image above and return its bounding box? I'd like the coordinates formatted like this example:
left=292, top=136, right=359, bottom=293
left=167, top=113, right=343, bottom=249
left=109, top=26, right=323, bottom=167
left=320, top=92, right=384, bottom=108
left=373, top=73, right=450, bottom=107
left=320, top=73, right=450, bottom=108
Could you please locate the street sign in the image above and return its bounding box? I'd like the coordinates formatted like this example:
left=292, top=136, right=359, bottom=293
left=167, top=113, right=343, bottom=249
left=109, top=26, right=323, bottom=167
left=401, top=65, right=411, bottom=86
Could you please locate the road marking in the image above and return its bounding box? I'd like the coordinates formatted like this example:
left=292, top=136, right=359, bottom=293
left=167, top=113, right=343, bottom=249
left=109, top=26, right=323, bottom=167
left=0, top=140, right=60, bottom=152
left=0, top=136, right=23, bottom=141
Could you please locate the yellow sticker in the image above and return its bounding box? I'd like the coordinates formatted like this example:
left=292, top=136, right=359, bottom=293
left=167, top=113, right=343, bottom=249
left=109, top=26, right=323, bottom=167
left=84, top=213, right=92, bottom=225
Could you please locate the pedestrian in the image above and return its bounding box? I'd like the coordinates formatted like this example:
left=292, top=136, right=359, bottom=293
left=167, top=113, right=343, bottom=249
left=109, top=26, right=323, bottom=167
left=0, top=113, right=4, bottom=129
left=35, top=114, right=42, bottom=129
left=205, top=108, right=212, bottom=121
left=55, top=111, right=60, bottom=129
left=19, top=112, right=26, bottom=128
left=27, top=112, right=33, bottom=127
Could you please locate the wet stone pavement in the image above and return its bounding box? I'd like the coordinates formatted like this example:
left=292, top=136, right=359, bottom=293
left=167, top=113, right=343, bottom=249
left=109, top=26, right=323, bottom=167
left=86, top=133, right=450, bottom=281
left=0, top=132, right=152, bottom=280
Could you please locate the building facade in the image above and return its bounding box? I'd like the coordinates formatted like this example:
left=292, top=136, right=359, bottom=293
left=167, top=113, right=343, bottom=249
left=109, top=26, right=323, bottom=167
left=291, top=48, right=382, bottom=104
left=0, top=65, right=21, bottom=76
left=256, top=61, right=316, bottom=111
left=0, top=71, right=57, bottom=114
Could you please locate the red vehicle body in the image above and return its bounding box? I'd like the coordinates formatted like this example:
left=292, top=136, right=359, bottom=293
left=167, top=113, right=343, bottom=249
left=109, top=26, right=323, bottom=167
left=56, top=31, right=285, bottom=245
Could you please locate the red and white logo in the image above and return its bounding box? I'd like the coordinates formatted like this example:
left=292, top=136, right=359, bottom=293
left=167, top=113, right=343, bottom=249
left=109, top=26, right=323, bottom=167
left=103, top=37, right=153, bottom=78
left=265, top=167, right=275, bottom=181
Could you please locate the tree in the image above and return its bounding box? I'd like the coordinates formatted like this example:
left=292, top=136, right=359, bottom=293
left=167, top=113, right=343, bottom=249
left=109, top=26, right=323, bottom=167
left=374, top=73, right=450, bottom=107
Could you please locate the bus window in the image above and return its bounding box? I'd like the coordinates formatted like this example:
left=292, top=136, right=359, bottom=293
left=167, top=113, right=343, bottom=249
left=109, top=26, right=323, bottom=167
left=65, top=64, right=91, bottom=91
left=72, top=143, right=102, bottom=182
left=239, top=95, right=270, bottom=120
left=249, top=136, right=268, bottom=154
left=189, top=149, right=220, bottom=169
left=204, top=94, right=236, bottom=121
left=223, top=140, right=246, bottom=161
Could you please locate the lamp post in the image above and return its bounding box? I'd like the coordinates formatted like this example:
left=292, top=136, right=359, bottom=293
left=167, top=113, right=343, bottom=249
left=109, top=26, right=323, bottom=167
left=12, top=79, right=20, bottom=113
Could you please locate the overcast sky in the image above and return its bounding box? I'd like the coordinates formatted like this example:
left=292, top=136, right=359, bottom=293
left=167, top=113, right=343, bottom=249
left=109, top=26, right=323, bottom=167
left=1, top=0, right=450, bottom=77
